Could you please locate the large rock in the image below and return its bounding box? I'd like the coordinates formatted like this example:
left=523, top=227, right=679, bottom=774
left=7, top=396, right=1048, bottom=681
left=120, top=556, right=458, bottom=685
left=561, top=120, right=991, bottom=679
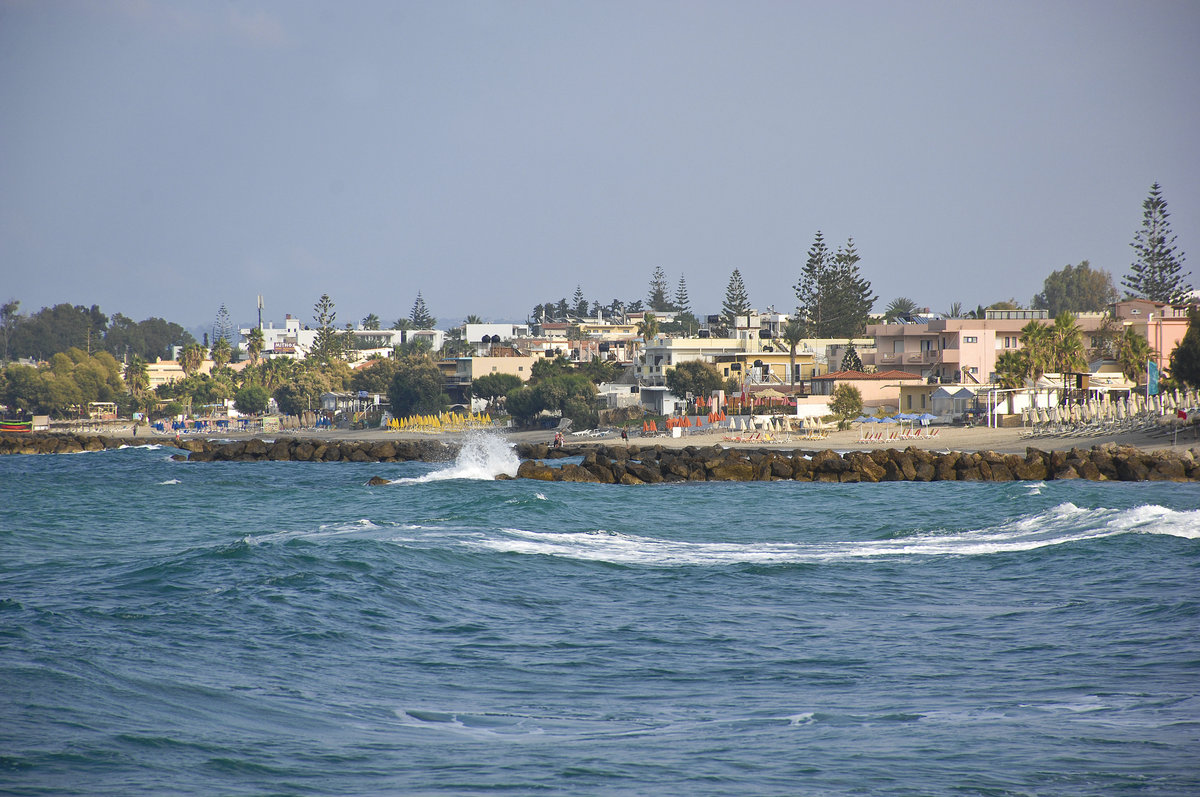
left=1114, top=454, right=1150, bottom=482
left=1149, top=455, right=1187, bottom=482
left=811, top=449, right=847, bottom=474
left=516, top=460, right=556, bottom=481
left=709, top=460, right=756, bottom=481
left=934, top=453, right=960, bottom=481
left=558, top=463, right=601, bottom=483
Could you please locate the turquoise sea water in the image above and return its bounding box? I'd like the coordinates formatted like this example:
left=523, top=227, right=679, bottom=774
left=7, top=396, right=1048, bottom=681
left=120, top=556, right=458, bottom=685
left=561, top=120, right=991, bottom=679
left=2, top=436, right=1198, bottom=796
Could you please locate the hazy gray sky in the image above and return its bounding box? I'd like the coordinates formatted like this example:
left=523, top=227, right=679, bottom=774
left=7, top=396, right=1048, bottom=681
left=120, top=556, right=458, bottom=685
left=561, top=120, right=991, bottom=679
left=2, top=0, right=1197, bottom=330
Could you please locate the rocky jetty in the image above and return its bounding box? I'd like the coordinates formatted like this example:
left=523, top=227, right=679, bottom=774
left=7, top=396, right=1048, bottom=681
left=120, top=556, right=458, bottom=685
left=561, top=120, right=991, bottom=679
left=0, top=433, right=458, bottom=463
left=509, top=442, right=1200, bottom=484
left=3, top=433, right=1199, bottom=482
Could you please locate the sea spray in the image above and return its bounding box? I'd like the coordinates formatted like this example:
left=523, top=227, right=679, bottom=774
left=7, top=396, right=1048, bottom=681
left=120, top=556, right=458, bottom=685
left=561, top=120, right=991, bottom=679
left=392, top=431, right=520, bottom=483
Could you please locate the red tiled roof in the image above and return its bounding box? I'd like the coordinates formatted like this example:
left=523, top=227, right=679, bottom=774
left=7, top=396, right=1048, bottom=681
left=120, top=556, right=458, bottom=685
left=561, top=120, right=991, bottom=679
left=813, top=369, right=924, bottom=381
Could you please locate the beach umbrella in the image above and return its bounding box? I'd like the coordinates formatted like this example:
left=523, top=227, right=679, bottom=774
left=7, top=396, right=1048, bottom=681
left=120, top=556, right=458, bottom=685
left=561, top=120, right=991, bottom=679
left=879, top=416, right=898, bottom=424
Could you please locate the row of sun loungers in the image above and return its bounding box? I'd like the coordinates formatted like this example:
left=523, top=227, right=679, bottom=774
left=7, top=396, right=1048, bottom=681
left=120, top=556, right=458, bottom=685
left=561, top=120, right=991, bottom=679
left=858, top=427, right=939, bottom=443
left=1020, top=390, right=1198, bottom=439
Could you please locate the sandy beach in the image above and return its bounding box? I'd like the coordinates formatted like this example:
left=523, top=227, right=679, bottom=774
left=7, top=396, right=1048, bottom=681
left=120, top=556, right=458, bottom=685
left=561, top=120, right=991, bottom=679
left=109, top=419, right=1200, bottom=456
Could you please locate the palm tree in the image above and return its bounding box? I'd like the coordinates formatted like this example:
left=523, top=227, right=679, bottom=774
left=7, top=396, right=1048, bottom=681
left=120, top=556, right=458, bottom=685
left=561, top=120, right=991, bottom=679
left=883, top=297, right=918, bottom=322
left=124, top=356, right=149, bottom=398
left=1018, top=321, right=1053, bottom=380
left=994, top=349, right=1028, bottom=414
left=1050, top=312, right=1086, bottom=375
left=637, top=313, right=659, bottom=341
left=210, top=337, right=232, bottom=369
left=178, top=343, right=206, bottom=377
left=780, top=319, right=805, bottom=386
left=245, top=327, right=265, bottom=367
left=944, top=301, right=964, bottom=319
left=259, top=356, right=294, bottom=392
left=1116, top=327, right=1156, bottom=383
left=361, top=313, right=381, bottom=330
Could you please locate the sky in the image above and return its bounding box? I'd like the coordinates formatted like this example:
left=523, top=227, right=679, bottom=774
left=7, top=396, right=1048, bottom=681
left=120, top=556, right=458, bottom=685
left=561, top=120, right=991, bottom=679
left=1, top=0, right=1197, bottom=333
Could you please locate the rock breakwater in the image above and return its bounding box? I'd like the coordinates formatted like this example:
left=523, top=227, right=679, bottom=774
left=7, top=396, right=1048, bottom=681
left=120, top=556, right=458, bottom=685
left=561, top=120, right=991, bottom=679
left=510, top=442, right=1200, bottom=484
left=0, top=434, right=458, bottom=463
left=4, top=434, right=1199, bottom=482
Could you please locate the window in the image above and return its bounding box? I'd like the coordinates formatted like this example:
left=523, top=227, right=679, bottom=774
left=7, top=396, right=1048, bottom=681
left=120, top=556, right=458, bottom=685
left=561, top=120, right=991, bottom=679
left=906, top=394, right=912, bottom=409
left=921, top=394, right=927, bottom=408
left=963, top=336, right=978, bottom=344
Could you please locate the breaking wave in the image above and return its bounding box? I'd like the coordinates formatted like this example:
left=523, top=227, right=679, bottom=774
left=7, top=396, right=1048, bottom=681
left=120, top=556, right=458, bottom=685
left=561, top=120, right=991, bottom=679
left=457, top=502, right=1200, bottom=566
left=391, top=432, right=520, bottom=484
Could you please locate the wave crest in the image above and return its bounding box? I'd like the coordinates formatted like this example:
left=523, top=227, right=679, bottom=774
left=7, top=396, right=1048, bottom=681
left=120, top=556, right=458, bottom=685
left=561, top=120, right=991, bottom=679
left=460, top=503, right=1200, bottom=566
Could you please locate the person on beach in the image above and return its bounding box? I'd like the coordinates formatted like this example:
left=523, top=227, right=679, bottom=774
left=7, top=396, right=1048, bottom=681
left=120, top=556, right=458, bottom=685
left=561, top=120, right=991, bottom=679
left=621, top=427, right=628, bottom=442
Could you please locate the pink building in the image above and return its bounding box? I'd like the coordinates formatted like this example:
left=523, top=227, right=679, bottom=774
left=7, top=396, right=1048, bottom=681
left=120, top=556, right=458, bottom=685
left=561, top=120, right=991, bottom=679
left=1112, top=299, right=1191, bottom=374
left=810, top=369, right=926, bottom=412
left=868, top=310, right=1108, bottom=385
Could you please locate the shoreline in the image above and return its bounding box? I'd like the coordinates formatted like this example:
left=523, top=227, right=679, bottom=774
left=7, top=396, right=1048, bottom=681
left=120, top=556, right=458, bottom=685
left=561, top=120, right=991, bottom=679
left=6, top=420, right=1199, bottom=457
left=4, top=427, right=1199, bottom=483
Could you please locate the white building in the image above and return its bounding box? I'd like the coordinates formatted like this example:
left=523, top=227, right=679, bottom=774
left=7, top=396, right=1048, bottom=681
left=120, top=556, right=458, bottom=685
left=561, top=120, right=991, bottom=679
left=240, top=316, right=442, bottom=361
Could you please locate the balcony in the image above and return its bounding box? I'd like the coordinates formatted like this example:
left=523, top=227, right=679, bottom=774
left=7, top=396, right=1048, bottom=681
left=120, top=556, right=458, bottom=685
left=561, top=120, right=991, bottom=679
left=878, top=351, right=941, bottom=366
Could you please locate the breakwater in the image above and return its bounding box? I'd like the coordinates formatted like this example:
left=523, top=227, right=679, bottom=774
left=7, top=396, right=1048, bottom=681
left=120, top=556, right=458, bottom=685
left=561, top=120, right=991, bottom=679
left=511, top=442, right=1200, bottom=483
left=4, top=433, right=1197, bottom=482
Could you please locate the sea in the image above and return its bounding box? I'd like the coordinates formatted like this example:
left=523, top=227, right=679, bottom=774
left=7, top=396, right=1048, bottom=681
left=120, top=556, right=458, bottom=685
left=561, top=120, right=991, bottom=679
left=2, top=434, right=1198, bottom=797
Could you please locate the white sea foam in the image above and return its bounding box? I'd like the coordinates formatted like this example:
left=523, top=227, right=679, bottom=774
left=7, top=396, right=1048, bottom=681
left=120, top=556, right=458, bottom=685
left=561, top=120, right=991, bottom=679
left=157, top=478, right=181, bottom=485
left=464, top=503, right=1200, bottom=566
left=390, top=432, right=519, bottom=484
left=244, top=517, right=386, bottom=545
left=395, top=709, right=549, bottom=740
left=785, top=712, right=816, bottom=726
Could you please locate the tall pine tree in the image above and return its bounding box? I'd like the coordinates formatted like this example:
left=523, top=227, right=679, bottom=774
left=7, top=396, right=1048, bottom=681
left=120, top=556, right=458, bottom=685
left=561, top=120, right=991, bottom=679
left=673, top=274, right=691, bottom=314
left=794, top=232, right=875, bottom=338
left=722, top=269, right=750, bottom=328
left=409, top=292, right=435, bottom=328
left=1123, top=183, right=1191, bottom=303
left=310, top=293, right=341, bottom=363
left=647, top=266, right=671, bottom=312
left=572, top=285, right=588, bottom=317
left=794, top=231, right=829, bottom=337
